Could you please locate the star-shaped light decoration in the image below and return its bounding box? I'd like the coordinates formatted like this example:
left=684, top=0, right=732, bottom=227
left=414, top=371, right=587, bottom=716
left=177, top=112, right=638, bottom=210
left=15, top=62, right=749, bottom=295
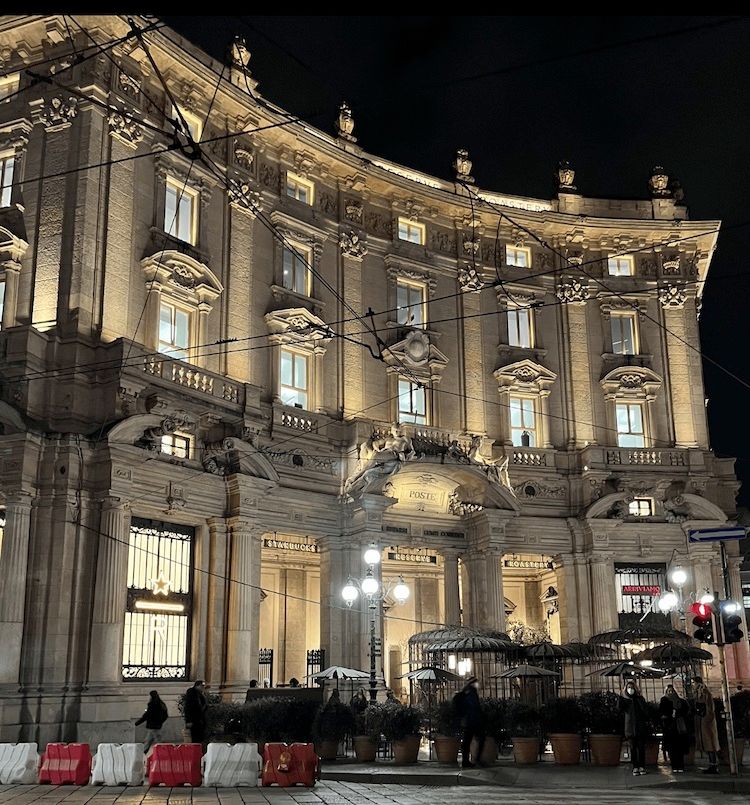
left=151, top=572, right=172, bottom=596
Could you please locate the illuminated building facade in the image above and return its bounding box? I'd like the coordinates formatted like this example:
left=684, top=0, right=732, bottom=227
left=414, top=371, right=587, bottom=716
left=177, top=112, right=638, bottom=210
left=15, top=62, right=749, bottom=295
left=0, top=15, right=745, bottom=742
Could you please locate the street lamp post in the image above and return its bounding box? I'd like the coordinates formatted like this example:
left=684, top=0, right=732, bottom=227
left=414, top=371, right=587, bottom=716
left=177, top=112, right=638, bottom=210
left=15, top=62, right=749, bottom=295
left=342, top=546, right=410, bottom=702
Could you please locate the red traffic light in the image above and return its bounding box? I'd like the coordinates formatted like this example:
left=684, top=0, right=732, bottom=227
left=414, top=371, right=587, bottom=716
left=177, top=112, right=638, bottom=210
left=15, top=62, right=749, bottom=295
left=690, top=602, right=710, bottom=619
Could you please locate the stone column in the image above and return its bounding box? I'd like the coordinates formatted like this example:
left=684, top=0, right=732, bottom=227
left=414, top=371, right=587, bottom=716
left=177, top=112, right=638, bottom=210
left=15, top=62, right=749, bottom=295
left=555, top=554, right=580, bottom=642
left=558, top=287, right=595, bottom=447
left=0, top=491, right=33, bottom=683
left=441, top=549, right=461, bottom=627
left=484, top=548, right=505, bottom=631
left=226, top=199, right=256, bottom=383
left=196, top=301, right=211, bottom=368
left=340, top=243, right=366, bottom=417
left=226, top=520, right=262, bottom=686
left=460, top=557, right=472, bottom=625
left=89, top=497, right=130, bottom=683
left=464, top=551, right=487, bottom=628
left=573, top=555, right=593, bottom=639
left=589, top=554, right=618, bottom=634
left=461, top=289, right=487, bottom=434
left=205, top=518, right=229, bottom=685
left=727, top=557, right=750, bottom=680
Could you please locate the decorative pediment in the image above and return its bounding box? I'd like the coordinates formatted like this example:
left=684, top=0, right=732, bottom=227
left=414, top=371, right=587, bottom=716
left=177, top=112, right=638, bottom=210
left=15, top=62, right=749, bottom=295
left=383, top=330, right=448, bottom=376
left=494, top=359, right=557, bottom=393
left=141, top=250, right=223, bottom=305
left=264, top=307, right=332, bottom=346
left=600, top=366, right=662, bottom=401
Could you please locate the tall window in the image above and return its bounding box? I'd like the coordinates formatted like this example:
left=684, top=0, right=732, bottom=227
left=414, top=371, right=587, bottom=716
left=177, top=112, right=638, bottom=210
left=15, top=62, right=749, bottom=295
left=161, top=432, right=193, bottom=460
left=164, top=178, right=197, bottom=245
left=398, top=378, right=426, bottom=425
left=122, top=518, right=193, bottom=680
left=616, top=402, right=645, bottom=447
left=610, top=313, right=637, bottom=355
left=280, top=349, right=308, bottom=409
left=629, top=498, right=653, bottom=517
left=607, top=255, right=634, bottom=276
left=282, top=243, right=311, bottom=296
left=506, top=245, right=531, bottom=268
left=507, top=305, right=533, bottom=348
left=396, top=280, right=426, bottom=327
left=286, top=171, right=314, bottom=205
left=397, top=218, right=425, bottom=245
left=510, top=396, right=536, bottom=447
left=0, top=154, right=14, bottom=208
left=169, top=103, right=202, bottom=141
left=159, top=301, right=190, bottom=360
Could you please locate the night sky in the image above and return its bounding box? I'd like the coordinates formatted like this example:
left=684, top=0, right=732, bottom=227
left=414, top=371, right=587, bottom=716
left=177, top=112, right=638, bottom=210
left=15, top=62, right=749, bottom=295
left=164, top=15, right=750, bottom=506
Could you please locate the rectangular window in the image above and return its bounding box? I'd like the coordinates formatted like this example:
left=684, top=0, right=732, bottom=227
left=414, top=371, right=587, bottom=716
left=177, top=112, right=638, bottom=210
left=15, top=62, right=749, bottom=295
left=161, top=432, right=193, bottom=460
left=610, top=313, right=637, bottom=355
left=122, top=518, right=193, bottom=681
left=170, top=103, right=202, bottom=142
left=629, top=498, right=653, bottom=517
left=280, top=349, right=309, bottom=409
left=282, top=243, right=311, bottom=296
left=506, top=246, right=531, bottom=268
left=397, top=218, right=425, bottom=245
left=159, top=301, right=190, bottom=360
left=164, top=179, right=197, bottom=245
left=507, top=305, right=533, bottom=348
left=0, top=154, right=14, bottom=208
left=509, top=396, right=537, bottom=447
left=0, top=73, right=19, bottom=101
left=396, top=280, right=426, bottom=327
left=398, top=378, right=427, bottom=425
left=607, top=255, right=634, bottom=276
left=615, top=562, right=667, bottom=620
left=286, top=171, right=314, bottom=205
left=616, top=402, right=646, bottom=447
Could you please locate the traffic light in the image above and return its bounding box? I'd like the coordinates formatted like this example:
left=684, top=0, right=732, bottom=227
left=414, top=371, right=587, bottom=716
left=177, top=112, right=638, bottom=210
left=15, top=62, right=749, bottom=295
left=719, top=601, right=745, bottom=644
left=691, top=601, right=714, bottom=643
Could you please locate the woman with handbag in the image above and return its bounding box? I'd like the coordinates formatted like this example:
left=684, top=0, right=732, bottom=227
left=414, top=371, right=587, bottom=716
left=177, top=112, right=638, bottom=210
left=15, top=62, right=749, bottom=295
left=694, top=677, right=720, bottom=774
left=659, top=684, right=689, bottom=772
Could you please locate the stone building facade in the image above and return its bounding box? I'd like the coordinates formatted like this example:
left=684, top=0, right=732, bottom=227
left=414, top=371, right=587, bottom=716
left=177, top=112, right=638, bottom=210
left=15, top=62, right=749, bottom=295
left=0, top=15, right=745, bottom=743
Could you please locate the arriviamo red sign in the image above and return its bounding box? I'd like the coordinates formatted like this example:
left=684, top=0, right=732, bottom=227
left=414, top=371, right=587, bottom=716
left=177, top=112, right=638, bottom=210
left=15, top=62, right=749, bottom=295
left=622, top=585, right=661, bottom=596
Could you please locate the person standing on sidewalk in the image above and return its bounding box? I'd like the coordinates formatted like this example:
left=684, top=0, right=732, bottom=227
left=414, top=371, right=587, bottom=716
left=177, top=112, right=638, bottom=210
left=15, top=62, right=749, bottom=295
left=694, top=677, right=720, bottom=774
left=659, top=684, right=689, bottom=773
left=135, top=690, right=169, bottom=753
left=183, top=679, right=208, bottom=745
left=620, top=681, right=650, bottom=775
left=456, top=676, right=485, bottom=768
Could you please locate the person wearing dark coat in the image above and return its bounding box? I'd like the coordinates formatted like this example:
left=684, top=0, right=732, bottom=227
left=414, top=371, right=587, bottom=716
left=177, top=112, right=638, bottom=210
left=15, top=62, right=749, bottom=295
left=620, top=681, right=651, bottom=775
left=183, top=680, right=207, bottom=744
left=456, top=676, right=485, bottom=768
left=135, top=690, right=168, bottom=752
left=659, top=684, right=689, bottom=772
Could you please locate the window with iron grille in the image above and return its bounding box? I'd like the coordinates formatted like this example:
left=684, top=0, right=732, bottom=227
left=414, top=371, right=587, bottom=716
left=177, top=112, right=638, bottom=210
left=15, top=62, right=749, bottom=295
left=122, top=517, right=194, bottom=680
left=615, top=562, right=666, bottom=617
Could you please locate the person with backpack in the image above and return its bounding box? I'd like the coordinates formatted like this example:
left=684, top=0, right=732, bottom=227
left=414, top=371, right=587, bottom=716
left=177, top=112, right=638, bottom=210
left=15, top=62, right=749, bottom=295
left=455, top=676, right=485, bottom=768
left=135, top=690, right=168, bottom=752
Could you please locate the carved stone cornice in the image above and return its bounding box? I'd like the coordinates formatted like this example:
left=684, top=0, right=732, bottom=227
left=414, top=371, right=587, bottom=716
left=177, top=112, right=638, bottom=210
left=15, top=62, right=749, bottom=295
left=658, top=284, right=687, bottom=309
left=339, top=230, right=367, bottom=260
left=555, top=278, right=590, bottom=304
left=227, top=177, right=261, bottom=218
left=107, top=109, right=144, bottom=150
left=458, top=265, right=484, bottom=293
left=35, top=94, right=78, bottom=132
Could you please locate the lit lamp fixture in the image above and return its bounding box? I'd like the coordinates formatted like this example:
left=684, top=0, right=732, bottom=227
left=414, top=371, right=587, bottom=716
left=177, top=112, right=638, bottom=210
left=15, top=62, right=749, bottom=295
left=341, top=546, right=410, bottom=702
left=657, top=565, right=690, bottom=621
left=670, top=566, right=688, bottom=587
left=700, top=590, right=715, bottom=605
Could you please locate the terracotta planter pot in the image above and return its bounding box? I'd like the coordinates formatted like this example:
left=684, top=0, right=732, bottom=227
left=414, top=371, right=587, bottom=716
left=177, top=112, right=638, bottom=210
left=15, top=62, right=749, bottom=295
left=512, top=736, right=539, bottom=765
left=644, top=738, right=660, bottom=766
left=353, top=735, right=377, bottom=762
left=549, top=733, right=582, bottom=765
left=433, top=736, right=460, bottom=764
left=589, top=735, right=622, bottom=766
left=316, top=739, right=339, bottom=760
left=393, top=735, right=421, bottom=765
left=470, top=735, right=498, bottom=765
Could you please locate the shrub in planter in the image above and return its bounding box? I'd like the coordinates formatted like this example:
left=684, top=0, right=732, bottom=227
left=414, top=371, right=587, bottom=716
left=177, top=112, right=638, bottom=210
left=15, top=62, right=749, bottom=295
left=579, top=692, right=623, bottom=766
left=541, top=697, right=583, bottom=765
left=313, top=698, right=355, bottom=760
left=473, top=698, right=506, bottom=765
left=380, top=703, right=423, bottom=765
left=432, top=699, right=461, bottom=763
left=506, top=700, right=540, bottom=765
left=353, top=703, right=385, bottom=762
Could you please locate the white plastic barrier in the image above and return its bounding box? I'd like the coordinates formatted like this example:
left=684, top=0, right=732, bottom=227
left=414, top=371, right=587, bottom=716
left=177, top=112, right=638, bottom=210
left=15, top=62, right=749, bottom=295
left=90, top=743, right=144, bottom=785
left=202, top=742, right=262, bottom=786
left=0, top=743, right=39, bottom=784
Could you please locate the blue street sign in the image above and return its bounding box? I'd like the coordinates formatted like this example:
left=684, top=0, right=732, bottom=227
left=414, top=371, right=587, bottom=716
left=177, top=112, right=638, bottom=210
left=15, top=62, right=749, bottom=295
left=688, top=527, right=747, bottom=543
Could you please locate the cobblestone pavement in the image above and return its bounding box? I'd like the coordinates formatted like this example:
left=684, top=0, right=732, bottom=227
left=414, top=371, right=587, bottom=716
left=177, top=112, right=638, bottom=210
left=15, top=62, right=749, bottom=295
left=0, top=784, right=742, bottom=805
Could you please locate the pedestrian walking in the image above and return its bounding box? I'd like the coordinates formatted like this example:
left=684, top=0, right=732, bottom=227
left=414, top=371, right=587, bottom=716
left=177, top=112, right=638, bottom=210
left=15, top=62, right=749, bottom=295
left=455, top=676, right=485, bottom=768
left=659, top=684, right=689, bottom=773
left=620, top=681, right=650, bottom=775
left=183, top=679, right=208, bottom=744
left=135, top=690, right=168, bottom=753
left=694, top=677, right=720, bottom=774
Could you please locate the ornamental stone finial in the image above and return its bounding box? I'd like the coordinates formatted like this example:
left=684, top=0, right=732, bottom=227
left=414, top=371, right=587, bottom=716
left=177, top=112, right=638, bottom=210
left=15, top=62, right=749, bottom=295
left=230, top=37, right=252, bottom=71
left=557, top=160, right=576, bottom=192
left=453, top=149, right=474, bottom=184
left=336, top=102, right=356, bottom=142
left=648, top=166, right=671, bottom=198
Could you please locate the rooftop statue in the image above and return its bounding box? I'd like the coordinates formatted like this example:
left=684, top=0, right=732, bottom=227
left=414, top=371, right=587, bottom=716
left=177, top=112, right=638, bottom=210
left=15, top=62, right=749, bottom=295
left=344, top=423, right=415, bottom=497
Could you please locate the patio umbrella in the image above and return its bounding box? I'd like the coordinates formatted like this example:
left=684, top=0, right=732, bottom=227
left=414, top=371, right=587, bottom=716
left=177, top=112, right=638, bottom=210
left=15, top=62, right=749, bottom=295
left=588, top=626, right=691, bottom=646
left=399, top=666, right=463, bottom=682
left=525, top=642, right=575, bottom=660
left=632, top=644, right=713, bottom=664
left=492, top=664, right=560, bottom=679
left=309, top=665, right=370, bottom=680
left=587, top=661, right=667, bottom=678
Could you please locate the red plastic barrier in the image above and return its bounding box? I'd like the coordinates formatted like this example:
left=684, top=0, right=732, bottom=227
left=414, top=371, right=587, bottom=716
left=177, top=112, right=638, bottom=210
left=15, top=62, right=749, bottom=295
left=147, top=743, right=202, bottom=787
left=261, top=743, right=319, bottom=787
left=39, top=743, right=92, bottom=785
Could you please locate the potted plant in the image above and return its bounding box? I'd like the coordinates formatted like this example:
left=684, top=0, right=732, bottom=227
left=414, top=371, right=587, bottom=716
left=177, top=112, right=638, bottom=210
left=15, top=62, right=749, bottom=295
left=380, top=702, right=423, bottom=765
left=312, top=697, right=355, bottom=760
left=353, top=702, right=384, bottom=762
left=580, top=691, right=623, bottom=766
left=506, top=700, right=540, bottom=764
left=541, top=697, right=583, bottom=765
left=432, top=699, right=461, bottom=764
left=476, top=698, right=506, bottom=765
